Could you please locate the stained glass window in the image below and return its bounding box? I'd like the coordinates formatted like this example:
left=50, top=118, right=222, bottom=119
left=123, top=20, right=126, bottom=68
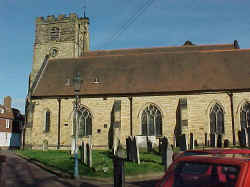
left=44, top=110, right=50, bottom=132
left=73, top=107, right=92, bottom=137
left=210, top=104, right=224, bottom=134
left=141, top=104, right=162, bottom=136
left=240, top=103, right=250, bottom=130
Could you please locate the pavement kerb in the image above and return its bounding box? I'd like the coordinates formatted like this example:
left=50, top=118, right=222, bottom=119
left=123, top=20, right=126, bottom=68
left=14, top=152, right=164, bottom=183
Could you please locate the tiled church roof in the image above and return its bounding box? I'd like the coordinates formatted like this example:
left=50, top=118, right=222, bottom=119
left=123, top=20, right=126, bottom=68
left=31, top=43, right=250, bottom=97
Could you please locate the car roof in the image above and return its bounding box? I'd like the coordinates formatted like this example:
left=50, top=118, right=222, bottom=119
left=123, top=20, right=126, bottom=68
left=177, top=153, right=250, bottom=164
left=185, top=148, right=250, bottom=154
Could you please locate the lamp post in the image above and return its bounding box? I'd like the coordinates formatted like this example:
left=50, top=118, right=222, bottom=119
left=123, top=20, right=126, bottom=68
left=72, top=71, right=82, bottom=179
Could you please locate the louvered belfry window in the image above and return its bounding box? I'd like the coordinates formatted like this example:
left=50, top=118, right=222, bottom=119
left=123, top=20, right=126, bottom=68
left=50, top=27, right=60, bottom=41
left=210, top=104, right=224, bottom=134
left=73, top=107, right=92, bottom=137
left=240, top=103, right=250, bottom=130
left=141, top=104, right=162, bottom=136
left=44, top=111, right=51, bottom=132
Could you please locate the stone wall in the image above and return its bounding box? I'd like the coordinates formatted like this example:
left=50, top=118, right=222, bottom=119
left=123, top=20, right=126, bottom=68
left=27, top=92, right=250, bottom=149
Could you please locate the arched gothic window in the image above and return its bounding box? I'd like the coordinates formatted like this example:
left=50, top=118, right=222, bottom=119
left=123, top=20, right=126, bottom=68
left=240, top=102, right=250, bottom=130
left=210, top=104, right=224, bottom=134
left=44, top=110, right=51, bottom=133
left=73, top=107, right=92, bottom=137
left=141, top=104, right=162, bottom=136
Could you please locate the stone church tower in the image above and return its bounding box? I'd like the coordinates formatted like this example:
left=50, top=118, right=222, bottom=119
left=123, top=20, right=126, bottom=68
left=30, top=13, right=90, bottom=86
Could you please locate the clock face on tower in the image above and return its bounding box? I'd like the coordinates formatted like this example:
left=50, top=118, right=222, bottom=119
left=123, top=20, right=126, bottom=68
left=49, top=47, right=59, bottom=57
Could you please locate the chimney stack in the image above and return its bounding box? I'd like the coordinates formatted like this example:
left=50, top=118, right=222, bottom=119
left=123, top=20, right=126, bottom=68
left=4, top=96, right=11, bottom=110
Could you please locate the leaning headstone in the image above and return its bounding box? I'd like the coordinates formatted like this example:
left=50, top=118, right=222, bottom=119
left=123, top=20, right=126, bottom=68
left=113, top=156, right=125, bottom=187
left=189, top=133, right=194, bottom=150
left=42, top=139, right=48, bottom=151
left=217, top=134, right=222, bottom=148
left=224, top=139, right=229, bottom=148
left=205, top=133, right=208, bottom=147
left=86, top=143, right=92, bottom=168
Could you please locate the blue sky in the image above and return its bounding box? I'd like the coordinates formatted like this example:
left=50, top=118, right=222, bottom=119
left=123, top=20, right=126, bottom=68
left=0, top=0, right=250, bottom=114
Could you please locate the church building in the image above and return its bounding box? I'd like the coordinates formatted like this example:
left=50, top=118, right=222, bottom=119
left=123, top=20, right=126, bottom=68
left=25, top=13, right=250, bottom=150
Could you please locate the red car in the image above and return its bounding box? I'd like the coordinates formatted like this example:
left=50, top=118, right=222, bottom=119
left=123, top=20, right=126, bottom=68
left=156, top=153, right=250, bottom=187
left=173, top=148, right=250, bottom=161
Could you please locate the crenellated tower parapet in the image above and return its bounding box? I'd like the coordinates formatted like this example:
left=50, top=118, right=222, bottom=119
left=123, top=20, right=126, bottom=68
left=30, top=12, right=90, bottom=88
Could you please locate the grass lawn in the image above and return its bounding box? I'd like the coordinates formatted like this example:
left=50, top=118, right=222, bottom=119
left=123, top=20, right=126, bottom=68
left=17, top=149, right=164, bottom=178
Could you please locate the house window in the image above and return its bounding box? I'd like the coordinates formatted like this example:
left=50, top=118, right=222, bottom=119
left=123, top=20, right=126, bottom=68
left=73, top=107, right=92, bottom=137
left=50, top=27, right=60, bottom=41
left=44, top=111, right=51, bottom=132
left=240, top=102, right=250, bottom=130
left=6, top=119, right=10, bottom=128
left=210, top=104, right=224, bottom=134
left=141, top=104, right=162, bottom=136
left=0, top=108, right=4, bottom=114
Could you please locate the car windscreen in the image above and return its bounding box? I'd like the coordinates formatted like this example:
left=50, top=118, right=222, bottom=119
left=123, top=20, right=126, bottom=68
left=182, top=151, right=210, bottom=157
left=169, top=161, right=240, bottom=187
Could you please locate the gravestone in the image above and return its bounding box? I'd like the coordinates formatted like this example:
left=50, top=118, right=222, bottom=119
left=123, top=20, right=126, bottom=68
left=113, top=156, right=125, bottom=187
left=161, top=137, right=168, bottom=164
left=161, top=137, right=173, bottom=171
left=224, top=139, right=229, bottom=148
left=81, top=141, right=87, bottom=164
left=133, top=137, right=140, bottom=164
left=126, top=137, right=132, bottom=161
left=159, top=138, right=163, bottom=153
left=42, top=139, right=48, bottom=151
left=86, top=143, right=92, bottom=168
left=179, top=134, right=187, bottom=151
left=242, top=129, right=247, bottom=147
left=127, top=137, right=133, bottom=161
left=126, top=136, right=140, bottom=164
left=247, top=128, right=250, bottom=148
left=205, top=133, right=208, bottom=147
left=210, top=133, right=215, bottom=147
left=238, top=130, right=244, bottom=147
left=135, top=136, right=157, bottom=148
left=146, top=136, right=153, bottom=153
left=217, top=134, right=222, bottom=148
left=189, top=133, right=194, bottom=150
left=244, top=128, right=248, bottom=146
left=165, top=147, right=173, bottom=171
left=194, top=140, right=198, bottom=147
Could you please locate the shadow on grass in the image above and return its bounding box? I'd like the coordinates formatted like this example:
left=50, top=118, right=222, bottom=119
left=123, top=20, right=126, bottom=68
left=99, top=150, right=114, bottom=159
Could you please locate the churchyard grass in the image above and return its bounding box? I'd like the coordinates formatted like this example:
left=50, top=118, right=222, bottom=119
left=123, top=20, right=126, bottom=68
left=17, top=149, right=164, bottom=178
